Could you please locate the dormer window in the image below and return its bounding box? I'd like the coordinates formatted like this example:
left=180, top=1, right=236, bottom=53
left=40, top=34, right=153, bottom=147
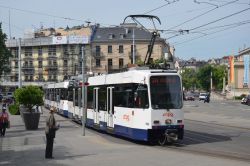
left=120, top=34, right=125, bottom=39
left=108, top=34, right=114, bottom=39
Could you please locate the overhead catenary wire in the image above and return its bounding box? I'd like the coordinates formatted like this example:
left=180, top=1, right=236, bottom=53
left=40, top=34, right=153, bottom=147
left=143, top=0, right=180, bottom=14
left=172, top=21, right=250, bottom=45
left=189, top=7, right=250, bottom=31
left=167, top=0, right=240, bottom=30
left=0, top=5, right=82, bottom=22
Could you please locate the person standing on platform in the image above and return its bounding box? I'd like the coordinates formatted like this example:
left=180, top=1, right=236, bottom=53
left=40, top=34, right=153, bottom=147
left=45, top=107, right=59, bottom=159
left=0, top=107, right=9, bottom=137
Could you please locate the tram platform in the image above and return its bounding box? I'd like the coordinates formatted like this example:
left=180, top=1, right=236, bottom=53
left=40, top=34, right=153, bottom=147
left=0, top=104, right=249, bottom=166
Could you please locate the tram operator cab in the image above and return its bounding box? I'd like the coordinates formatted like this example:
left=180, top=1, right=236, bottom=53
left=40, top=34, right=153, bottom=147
left=86, top=68, right=184, bottom=145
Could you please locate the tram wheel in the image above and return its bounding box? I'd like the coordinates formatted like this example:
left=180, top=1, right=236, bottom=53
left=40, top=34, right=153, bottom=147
left=158, top=133, right=167, bottom=146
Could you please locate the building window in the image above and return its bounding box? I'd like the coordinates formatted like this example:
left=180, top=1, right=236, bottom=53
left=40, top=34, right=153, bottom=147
left=70, top=45, right=75, bottom=54
left=15, top=61, right=18, bottom=68
left=119, top=58, right=124, bottom=68
left=38, top=47, right=42, bottom=56
left=108, top=59, right=112, bottom=67
left=53, top=60, right=57, bottom=66
left=63, top=45, right=69, bottom=55
left=120, top=34, right=125, bottom=39
left=96, top=46, right=101, bottom=56
left=96, top=59, right=101, bottom=67
left=12, top=48, right=18, bottom=58
left=24, top=47, right=32, bottom=57
left=108, top=45, right=112, bottom=53
left=119, top=45, right=124, bottom=54
left=15, top=74, right=18, bottom=82
left=29, top=61, right=33, bottom=67
left=38, top=61, right=42, bottom=68
left=108, top=34, right=114, bottom=39
left=63, top=60, right=68, bottom=67
left=25, top=76, right=28, bottom=81
left=48, top=45, right=56, bottom=56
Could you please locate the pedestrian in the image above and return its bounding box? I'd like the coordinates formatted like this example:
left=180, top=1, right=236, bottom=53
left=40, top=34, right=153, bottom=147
left=45, top=107, right=59, bottom=159
left=0, top=107, right=9, bottom=137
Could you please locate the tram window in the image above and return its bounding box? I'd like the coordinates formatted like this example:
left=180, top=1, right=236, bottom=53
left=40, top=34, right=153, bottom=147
left=114, top=85, right=134, bottom=108
left=68, top=89, right=73, bottom=101
left=60, top=89, right=68, bottom=100
left=87, top=86, right=94, bottom=109
left=150, top=76, right=182, bottom=109
left=75, top=88, right=79, bottom=106
left=98, top=87, right=106, bottom=111
left=134, top=85, right=149, bottom=108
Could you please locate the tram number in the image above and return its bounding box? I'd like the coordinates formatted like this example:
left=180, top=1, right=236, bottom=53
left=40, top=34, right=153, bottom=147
left=123, top=114, right=130, bottom=121
left=163, top=112, right=173, bottom=117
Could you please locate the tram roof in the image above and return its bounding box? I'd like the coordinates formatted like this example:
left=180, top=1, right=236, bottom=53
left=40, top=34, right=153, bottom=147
left=88, top=68, right=178, bottom=86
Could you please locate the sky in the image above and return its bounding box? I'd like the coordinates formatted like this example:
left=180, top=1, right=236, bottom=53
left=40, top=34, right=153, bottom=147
left=0, top=0, right=249, bottom=60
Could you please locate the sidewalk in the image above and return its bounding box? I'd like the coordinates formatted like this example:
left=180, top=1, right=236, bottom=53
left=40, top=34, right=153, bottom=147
left=1, top=107, right=249, bottom=166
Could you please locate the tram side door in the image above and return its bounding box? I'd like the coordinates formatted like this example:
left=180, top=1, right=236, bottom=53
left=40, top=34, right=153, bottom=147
left=107, top=87, right=114, bottom=128
left=93, top=88, right=99, bottom=124
left=73, top=88, right=76, bottom=117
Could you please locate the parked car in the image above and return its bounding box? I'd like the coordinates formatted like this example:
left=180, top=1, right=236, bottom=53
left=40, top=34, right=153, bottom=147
left=241, top=95, right=250, bottom=105
left=185, top=94, right=195, bottom=101
left=199, top=92, right=207, bottom=100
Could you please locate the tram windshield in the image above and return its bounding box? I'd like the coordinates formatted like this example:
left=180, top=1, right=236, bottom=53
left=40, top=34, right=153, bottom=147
left=150, top=76, right=183, bottom=109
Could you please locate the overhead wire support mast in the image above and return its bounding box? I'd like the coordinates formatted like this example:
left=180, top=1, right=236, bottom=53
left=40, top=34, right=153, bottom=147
left=123, top=15, right=161, bottom=65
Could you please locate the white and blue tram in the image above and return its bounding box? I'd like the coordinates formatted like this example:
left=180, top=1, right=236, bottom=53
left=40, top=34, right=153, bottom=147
left=44, top=81, right=70, bottom=117
left=86, top=68, right=184, bottom=143
left=44, top=67, right=184, bottom=143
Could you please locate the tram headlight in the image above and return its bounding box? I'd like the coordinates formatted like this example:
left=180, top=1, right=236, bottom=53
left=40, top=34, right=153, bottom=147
left=165, top=119, right=172, bottom=124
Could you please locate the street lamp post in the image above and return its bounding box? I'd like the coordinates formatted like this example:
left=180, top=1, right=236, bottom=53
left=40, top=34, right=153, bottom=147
left=81, top=46, right=88, bottom=136
left=18, top=38, right=22, bottom=88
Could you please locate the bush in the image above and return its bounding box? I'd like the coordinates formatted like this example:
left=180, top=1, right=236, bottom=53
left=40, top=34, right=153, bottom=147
left=235, top=96, right=243, bottom=100
left=8, top=103, right=20, bottom=115
left=13, top=85, right=44, bottom=112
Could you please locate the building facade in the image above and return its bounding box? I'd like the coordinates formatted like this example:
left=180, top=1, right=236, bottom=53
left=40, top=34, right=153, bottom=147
left=1, top=23, right=171, bottom=89
left=227, top=47, right=250, bottom=98
left=91, top=23, right=170, bottom=73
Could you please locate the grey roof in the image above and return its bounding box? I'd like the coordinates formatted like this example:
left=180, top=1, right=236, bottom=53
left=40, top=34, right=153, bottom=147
left=92, top=26, right=164, bottom=43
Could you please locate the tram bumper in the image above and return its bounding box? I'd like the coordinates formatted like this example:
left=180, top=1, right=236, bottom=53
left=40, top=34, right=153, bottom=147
left=148, top=126, right=184, bottom=142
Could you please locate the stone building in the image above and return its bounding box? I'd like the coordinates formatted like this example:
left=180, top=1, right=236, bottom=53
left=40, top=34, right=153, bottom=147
left=1, top=23, right=171, bottom=90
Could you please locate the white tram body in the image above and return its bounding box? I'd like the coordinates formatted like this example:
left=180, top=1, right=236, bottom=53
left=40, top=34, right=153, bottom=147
left=86, top=68, right=184, bottom=142
left=44, top=68, right=184, bottom=142
left=44, top=81, right=69, bottom=117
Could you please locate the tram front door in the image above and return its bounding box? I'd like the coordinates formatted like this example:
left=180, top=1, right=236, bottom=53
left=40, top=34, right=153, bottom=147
left=107, top=87, right=114, bottom=128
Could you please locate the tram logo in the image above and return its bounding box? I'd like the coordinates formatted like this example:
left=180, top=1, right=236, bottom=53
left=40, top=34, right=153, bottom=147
left=123, top=114, right=130, bottom=121
left=163, top=112, right=173, bottom=117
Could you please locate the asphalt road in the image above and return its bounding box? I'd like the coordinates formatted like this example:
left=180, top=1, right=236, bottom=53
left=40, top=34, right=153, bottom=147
left=175, top=100, right=250, bottom=162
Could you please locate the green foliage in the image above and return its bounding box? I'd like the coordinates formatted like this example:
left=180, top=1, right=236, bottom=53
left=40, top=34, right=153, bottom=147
left=196, top=64, right=212, bottom=91
left=8, top=103, right=20, bottom=115
left=0, top=23, right=12, bottom=76
left=181, top=68, right=197, bottom=91
left=13, top=85, right=44, bottom=112
left=153, top=58, right=165, bottom=64
left=212, top=65, right=227, bottom=90
left=235, top=96, right=243, bottom=100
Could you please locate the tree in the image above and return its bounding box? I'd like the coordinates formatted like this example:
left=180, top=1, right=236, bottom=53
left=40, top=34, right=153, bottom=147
left=0, top=23, right=12, bottom=77
left=181, top=68, right=197, bottom=91
left=196, top=64, right=212, bottom=91
left=212, top=65, right=227, bottom=91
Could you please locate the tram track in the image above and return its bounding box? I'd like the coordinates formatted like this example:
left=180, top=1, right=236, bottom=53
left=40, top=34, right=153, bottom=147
left=159, top=143, right=250, bottom=163
left=185, top=119, right=250, bottom=131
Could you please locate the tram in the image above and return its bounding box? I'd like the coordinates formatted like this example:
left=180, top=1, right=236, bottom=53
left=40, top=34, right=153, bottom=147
left=44, top=67, right=184, bottom=144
